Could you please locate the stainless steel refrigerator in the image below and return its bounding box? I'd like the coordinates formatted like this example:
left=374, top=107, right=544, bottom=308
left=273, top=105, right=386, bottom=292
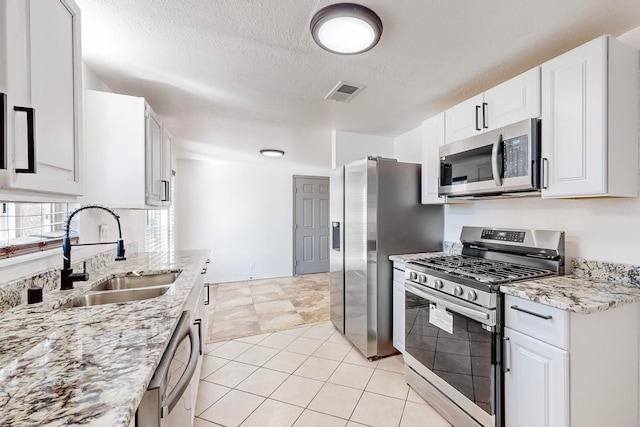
left=330, top=157, right=443, bottom=359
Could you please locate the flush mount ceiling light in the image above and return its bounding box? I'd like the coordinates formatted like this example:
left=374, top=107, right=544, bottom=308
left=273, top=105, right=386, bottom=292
left=310, top=3, right=383, bottom=55
left=260, top=149, right=285, bottom=157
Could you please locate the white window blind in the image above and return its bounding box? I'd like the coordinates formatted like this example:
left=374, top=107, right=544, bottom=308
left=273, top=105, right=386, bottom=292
left=145, top=172, right=175, bottom=256
left=0, top=202, right=79, bottom=258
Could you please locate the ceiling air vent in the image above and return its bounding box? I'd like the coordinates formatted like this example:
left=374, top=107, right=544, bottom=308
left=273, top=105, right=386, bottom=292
left=325, top=81, right=365, bottom=102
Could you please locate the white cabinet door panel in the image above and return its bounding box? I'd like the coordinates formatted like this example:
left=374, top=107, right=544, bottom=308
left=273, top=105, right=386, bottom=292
left=421, top=113, right=445, bottom=204
left=504, top=327, right=569, bottom=427
left=445, top=94, right=483, bottom=143
left=392, top=277, right=404, bottom=353
left=484, top=67, right=541, bottom=130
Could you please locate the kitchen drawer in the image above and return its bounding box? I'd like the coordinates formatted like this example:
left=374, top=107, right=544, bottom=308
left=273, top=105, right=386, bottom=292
left=505, top=295, right=568, bottom=349
left=393, top=266, right=405, bottom=283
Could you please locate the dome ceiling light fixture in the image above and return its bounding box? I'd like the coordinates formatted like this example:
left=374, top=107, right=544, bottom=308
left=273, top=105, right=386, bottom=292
left=310, top=3, right=383, bottom=55
left=260, top=149, right=285, bottom=157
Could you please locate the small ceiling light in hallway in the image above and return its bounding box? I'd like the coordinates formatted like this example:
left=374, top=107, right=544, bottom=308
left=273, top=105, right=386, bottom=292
left=310, top=3, right=383, bottom=55
left=260, top=149, right=285, bottom=157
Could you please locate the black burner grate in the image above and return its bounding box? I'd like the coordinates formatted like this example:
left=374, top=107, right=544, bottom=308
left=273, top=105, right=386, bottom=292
left=409, top=255, right=554, bottom=285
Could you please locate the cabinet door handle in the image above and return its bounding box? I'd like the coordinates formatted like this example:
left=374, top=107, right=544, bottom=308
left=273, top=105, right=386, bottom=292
left=14, top=106, right=36, bottom=174
left=542, top=158, right=549, bottom=190
left=0, top=93, right=6, bottom=169
left=510, top=305, right=553, bottom=320
left=503, top=336, right=511, bottom=373
left=205, top=259, right=211, bottom=264
left=475, top=105, right=481, bottom=131
left=204, top=283, right=210, bottom=306
left=194, top=319, right=203, bottom=355
left=161, top=180, right=170, bottom=201
left=201, top=267, right=207, bottom=275
left=482, top=102, right=488, bottom=128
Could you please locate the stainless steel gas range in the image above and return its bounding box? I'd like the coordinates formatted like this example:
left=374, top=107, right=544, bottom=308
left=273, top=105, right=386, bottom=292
left=403, top=226, right=564, bottom=427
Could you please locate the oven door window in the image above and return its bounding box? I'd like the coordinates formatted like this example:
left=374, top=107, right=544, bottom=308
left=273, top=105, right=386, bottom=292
left=405, top=290, right=495, bottom=415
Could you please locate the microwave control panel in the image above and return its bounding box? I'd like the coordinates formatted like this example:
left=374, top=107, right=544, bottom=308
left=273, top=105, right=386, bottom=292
left=481, top=229, right=526, bottom=243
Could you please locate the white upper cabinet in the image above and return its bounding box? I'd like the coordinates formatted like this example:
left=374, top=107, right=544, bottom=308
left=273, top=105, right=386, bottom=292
left=84, top=91, right=172, bottom=209
left=445, top=67, right=541, bottom=143
left=541, top=35, right=638, bottom=198
left=0, top=0, right=83, bottom=200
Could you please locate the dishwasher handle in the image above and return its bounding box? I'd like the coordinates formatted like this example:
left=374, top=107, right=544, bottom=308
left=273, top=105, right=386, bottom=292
left=161, top=323, right=199, bottom=417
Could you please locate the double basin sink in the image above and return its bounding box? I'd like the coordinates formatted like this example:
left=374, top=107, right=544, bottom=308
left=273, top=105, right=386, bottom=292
left=60, top=271, right=181, bottom=308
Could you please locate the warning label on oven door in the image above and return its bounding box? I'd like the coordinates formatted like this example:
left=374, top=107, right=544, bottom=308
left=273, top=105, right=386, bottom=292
left=429, top=303, right=453, bottom=334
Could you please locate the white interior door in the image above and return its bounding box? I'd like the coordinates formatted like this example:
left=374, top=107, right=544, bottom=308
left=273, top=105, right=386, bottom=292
left=294, top=176, right=330, bottom=275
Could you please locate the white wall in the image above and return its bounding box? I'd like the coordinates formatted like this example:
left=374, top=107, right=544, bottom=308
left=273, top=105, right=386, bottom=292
left=332, top=130, right=395, bottom=168
left=394, top=126, right=422, bottom=164
left=175, top=158, right=330, bottom=283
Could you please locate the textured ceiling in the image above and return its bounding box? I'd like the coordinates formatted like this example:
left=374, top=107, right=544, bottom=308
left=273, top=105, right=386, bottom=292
left=77, top=0, right=640, bottom=167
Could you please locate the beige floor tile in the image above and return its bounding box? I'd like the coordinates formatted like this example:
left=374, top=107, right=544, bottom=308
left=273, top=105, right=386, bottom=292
left=207, top=361, right=258, bottom=388
left=399, top=401, right=451, bottom=427
left=350, top=391, right=405, bottom=427
left=406, top=387, right=429, bottom=404
left=209, top=340, right=254, bottom=360
left=249, top=284, right=284, bottom=294
left=346, top=422, right=369, bottom=427
left=293, top=409, right=347, bottom=427
left=301, top=325, right=335, bottom=341
left=234, top=332, right=272, bottom=345
left=254, top=300, right=296, bottom=315
left=299, top=309, right=331, bottom=323
left=200, top=355, right=230, bottom=380
left=279, top=325, right=311, bottom=337
left=327, top=362, right=374, bottom=390
left=235, top=367, right=290, bottom=397
left=216, top=281, right=250, bottom=290
left=308, top=382, right=363, bottom=419
left=216, top=286, right=251, bottom=297
left=294, top=356, right=340, bottom=381
left=312, top=341, right=352, bottom=362
left=342, top=348, right=379, bottom=368
left=376, top=354, right=405, bottom=374
left=208, top=319, right=262, bottom=342
left=284, top=336, right=324, bottom=355
left=257, top=332, right=298, bottom=350
left=326, top=330, right=352, bottom=345
left=263, top=350, right=309, bottom=373
left=199, top=389, right=265, bottom=427
left=365, top=369, right=409, bottom=400
left=234, top=344, right=279, bottom=366
left=270, top=375, right=324, bottom=407
left=194, top=417, right=224, bottom=427
left=252, top=292, right=289, bottom=303
left=215, top=295, right=254, bottom=309
left=239, top=399, right=304, bottom=427
left=212, top=304, right=258, bottom=322
left=257, top=310, right=305, bottom=331
left=204, top=341, right=225, bottom=354
left=196, top=381, right=231, bottom=416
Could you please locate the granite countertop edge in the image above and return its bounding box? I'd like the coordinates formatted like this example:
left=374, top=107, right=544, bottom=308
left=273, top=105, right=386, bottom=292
left=0, top=249, right=210, bottom=427
left=388, top=252, right=640, bottom=315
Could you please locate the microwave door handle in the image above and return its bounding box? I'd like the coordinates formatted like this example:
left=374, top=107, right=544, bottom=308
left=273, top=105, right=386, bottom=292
left=491, top=135, right=503, bottom=186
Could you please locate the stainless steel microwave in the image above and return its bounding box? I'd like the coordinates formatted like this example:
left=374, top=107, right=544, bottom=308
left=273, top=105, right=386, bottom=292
left=438, top=118, right=541, bottom=198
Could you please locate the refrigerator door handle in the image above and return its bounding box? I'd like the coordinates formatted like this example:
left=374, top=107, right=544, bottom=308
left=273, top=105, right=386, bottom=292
left=332, top=221, right=341, bottom=251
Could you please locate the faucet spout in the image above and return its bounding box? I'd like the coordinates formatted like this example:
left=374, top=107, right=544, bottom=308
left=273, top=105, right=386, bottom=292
left=61, top=205, right=127, bottom=290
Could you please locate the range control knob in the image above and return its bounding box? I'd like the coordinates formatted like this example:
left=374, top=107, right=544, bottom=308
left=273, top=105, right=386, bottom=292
left=466, top=290, right=478, bottom=301
left=453, top=286, right=464, bottom=297
left=434, top=280, right=444, bottom=290
left=418, top=275, right=427, bottom=284
left=410, top=272, right=418, bottom=281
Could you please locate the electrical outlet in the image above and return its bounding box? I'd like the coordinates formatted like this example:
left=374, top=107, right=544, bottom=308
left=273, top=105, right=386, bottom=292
left=99, top=224, right=108, bottom=242
left=250, top=262, right=256, bottom=270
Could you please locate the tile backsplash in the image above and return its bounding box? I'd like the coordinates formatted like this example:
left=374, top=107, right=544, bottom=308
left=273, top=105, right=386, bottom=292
left=0, top=243, right=138, bottom=313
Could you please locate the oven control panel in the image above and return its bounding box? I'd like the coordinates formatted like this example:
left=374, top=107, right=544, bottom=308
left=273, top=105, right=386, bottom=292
left=481, top=228, right=525, bottom=243
left=405, top=269, right=497, bottom=309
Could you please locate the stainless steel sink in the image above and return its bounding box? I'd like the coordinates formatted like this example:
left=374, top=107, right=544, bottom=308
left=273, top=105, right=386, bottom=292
left=59, top=285, right=173, bottom=308
left=91, top=271, right=181, bottom=291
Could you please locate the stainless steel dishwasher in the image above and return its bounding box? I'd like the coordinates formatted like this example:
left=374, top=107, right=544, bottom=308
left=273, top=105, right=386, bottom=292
left=136, top=311, right=200, bottom=427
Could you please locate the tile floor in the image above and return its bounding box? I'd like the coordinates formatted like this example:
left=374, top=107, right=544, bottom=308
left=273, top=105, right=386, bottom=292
left=196, top=322, right=452, bottom=427
left=207, top=274, right=330, bottom=342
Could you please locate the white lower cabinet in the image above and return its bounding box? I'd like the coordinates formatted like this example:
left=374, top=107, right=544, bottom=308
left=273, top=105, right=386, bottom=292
left=504, top=327, right=568, bottom=427
left=504, top=295, right=639, bottom=427
left=392, top=262, right=405, bottom=353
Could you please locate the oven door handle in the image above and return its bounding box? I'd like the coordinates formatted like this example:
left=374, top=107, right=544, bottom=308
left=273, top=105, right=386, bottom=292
left=405, top=282, right=491, bottom=323
left=161, top=323, right=199, bottom=418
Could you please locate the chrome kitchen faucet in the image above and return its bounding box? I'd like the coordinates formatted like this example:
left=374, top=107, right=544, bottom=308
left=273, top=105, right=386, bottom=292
left=61, top=205, right=126, bottom=290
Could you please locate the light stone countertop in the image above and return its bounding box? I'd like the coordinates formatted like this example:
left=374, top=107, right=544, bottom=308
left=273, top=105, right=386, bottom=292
left=388, top=252, right=640, bottom=315
left=0, top=249, right=209, bottom=427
